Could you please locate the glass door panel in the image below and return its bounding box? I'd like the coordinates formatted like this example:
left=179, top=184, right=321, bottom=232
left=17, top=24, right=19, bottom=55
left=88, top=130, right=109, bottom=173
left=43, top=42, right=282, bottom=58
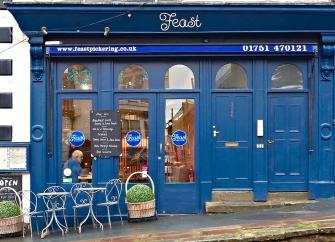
left=165, top=99, right=195, bottom=183
left=61, top=99, right=93, bottom=184
left=119, top=99, right=149, bottom=183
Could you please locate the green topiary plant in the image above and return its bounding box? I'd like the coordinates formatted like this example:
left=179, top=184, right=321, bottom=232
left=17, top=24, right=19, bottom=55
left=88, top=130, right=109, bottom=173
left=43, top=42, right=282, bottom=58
left=0, top=201, right=20, bottom=219
left=126, top=184, right=154, bottom=203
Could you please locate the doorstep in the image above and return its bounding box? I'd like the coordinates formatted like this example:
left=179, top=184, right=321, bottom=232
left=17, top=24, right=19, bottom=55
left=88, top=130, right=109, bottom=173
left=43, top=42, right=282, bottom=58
left=205, top=200, right=318, bottom=213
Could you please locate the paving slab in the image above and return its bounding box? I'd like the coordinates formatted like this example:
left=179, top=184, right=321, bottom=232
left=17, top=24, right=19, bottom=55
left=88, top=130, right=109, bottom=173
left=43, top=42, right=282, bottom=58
left=5, top=200, right=335, bottom=242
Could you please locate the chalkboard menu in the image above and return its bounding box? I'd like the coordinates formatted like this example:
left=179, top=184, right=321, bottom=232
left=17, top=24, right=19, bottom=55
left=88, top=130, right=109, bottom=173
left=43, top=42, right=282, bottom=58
left=0, top=174, right=22, bottom=202
left=90, top=110, right=121, bottom=158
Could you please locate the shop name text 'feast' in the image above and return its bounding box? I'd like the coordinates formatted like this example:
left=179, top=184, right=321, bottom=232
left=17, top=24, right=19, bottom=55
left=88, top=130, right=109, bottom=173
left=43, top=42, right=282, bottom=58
left=159, top=13, right=202, bottom=31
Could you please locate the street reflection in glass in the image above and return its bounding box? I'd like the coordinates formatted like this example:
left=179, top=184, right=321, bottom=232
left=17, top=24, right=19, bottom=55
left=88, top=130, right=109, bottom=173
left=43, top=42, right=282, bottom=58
left=119, top=99, right=149, bottom=183
left=165, top=99, right=195, bottom=183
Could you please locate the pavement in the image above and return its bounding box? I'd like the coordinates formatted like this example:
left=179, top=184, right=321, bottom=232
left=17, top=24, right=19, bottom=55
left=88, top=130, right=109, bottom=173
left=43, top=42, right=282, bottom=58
left=6, top=200, right=335, bottom=242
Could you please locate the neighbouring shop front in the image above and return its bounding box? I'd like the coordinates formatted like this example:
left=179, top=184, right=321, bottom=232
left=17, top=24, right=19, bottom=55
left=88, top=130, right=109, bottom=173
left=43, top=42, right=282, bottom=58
left=5, top=2, right=335, bottom=220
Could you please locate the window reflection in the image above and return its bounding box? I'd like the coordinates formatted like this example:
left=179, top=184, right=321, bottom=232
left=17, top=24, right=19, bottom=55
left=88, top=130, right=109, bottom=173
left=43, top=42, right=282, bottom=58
left=215, top=64, right=248, bottom=89
left=165, top=99, right=195, bottom=183
left=165, top=65, right=195, bottom=89
left=62, top=64, right=92, bottom=90
left=271, top=64, right=303, bottom=89
left=62, top=99, right=92, bottom=183
left=119, top=99, right=149, bottom=183
left=119, top=64, right=149, bottom=89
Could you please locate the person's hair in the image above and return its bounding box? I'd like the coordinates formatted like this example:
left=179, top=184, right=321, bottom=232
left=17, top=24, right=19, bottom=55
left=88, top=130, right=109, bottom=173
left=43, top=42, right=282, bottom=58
left=72, top=150, right=83, bottom=159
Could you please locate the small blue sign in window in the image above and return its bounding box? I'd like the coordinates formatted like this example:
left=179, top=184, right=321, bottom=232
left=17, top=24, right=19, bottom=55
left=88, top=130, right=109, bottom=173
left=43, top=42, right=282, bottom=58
left=68, top=130, right=85, bottom=147
left=171, top=130, right=188, bottom=147
left=126, top=130, right=141, bottom=147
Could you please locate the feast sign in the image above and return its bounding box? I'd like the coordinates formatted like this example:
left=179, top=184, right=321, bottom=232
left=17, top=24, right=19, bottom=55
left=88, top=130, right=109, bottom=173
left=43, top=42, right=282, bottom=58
left=159, top=13, right=202, bottom=32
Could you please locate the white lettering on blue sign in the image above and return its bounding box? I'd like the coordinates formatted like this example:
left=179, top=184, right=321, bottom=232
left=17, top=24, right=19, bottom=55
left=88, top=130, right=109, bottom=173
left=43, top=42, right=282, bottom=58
left=159, top=13, right=202, bottom=32
left=171, top=130, right=188, bottom=147
left=242, top=44, right=309, bottom=52
left=126, top=130, right=141, bottom=147
left=69, top=130, right=85, bottom=147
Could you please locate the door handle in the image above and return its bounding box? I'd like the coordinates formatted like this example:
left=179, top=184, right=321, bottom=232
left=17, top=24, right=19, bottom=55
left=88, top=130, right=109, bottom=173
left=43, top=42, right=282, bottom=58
left=267, top=140, right=274, bottom=144
left=158, top=143, right=163, bottom=160
left=213, top=130, right=220, bottom=137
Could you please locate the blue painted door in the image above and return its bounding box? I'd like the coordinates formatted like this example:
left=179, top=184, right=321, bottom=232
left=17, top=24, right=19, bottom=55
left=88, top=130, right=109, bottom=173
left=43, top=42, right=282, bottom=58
left=212, top=93, right=253, bottom=189
left=267, top=59, right=309, bottom=191
left=157, top=94, right=199, bottom=214
left=268, top=94, right=308, bottom=191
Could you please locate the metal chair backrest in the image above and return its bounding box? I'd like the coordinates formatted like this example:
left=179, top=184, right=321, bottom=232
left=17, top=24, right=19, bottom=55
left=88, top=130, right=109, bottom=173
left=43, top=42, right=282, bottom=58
left=70, top=183, right=92, bottom=206
left=19, top=190, right=38, bottom=214
left=105, top=179, right=122, bottom=203
left=43, top=186, right=67, bottom=210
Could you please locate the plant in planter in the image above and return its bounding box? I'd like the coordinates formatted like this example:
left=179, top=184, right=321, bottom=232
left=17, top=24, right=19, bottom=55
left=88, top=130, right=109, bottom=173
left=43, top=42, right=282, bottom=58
left=125, top=173, right=157, bottom=221
left=126, top=185, right=154, bottom=203
left=0, top=201, right=20, bottom=219
left=0, top=201, right=23, bottom=236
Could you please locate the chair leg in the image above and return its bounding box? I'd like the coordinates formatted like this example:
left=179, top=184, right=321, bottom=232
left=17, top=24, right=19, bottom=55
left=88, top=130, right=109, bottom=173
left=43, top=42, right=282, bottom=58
left=117, top=204, right=123, bottom=225
left=35, top=215, right=40, bottom=236
left=107, top=206, right=111, bottom=229
left=62, top=210, right=68, bottom=232
left=29, top=216, right=33, bottom=238
left=73, top=208, right=76, bottom=231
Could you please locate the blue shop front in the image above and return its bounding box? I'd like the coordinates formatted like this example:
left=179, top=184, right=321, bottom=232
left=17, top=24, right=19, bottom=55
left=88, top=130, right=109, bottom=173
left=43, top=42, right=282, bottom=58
left=5, top=2, right=335, bottom=219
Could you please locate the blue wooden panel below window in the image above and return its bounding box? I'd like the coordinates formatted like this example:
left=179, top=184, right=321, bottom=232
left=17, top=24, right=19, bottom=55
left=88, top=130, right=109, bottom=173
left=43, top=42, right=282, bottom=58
left=0, top=93, right=13, bottom=108
left=0, top=126, right=12, bottom=141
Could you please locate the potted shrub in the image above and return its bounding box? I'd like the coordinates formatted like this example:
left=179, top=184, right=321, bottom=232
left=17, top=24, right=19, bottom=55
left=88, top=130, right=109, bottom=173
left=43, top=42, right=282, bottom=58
left=0, top=201, right=23, bottom=236
left=125, top=172, right=156, bottom=221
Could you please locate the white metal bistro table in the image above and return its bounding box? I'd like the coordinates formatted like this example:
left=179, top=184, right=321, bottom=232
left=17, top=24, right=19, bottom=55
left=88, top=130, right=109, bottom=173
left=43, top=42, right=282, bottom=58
left=74, top=187, right=106, bottom=233
left=36, top=191, right=70, bottom=239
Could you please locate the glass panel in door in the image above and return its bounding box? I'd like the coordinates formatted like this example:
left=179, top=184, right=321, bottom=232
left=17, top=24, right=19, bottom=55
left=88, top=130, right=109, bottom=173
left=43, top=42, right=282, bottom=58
left=164, top=99, right=195, bottom=183
left=118, top=99, right=149, bottom=183
left=61, top=99, right=93, bottom=184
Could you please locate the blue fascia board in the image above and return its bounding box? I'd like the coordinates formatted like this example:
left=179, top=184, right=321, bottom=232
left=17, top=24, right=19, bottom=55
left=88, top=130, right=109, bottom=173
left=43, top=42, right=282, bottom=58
left=5, top=4, right=335, bottom=35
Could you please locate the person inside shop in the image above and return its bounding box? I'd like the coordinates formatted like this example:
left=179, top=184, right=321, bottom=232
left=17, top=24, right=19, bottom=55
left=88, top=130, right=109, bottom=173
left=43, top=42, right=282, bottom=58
left=63, top=150, right=83, bottom=183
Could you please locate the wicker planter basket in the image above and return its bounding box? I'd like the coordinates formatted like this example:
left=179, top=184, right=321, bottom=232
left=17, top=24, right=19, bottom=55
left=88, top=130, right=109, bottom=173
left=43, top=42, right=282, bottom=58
left=126, top=199, right=155, bottom=219
left=125, top=172, right=157, bottom=220
left=0, top=215, right=23, bottom=235
left=0, top=187, right=23, bottom=236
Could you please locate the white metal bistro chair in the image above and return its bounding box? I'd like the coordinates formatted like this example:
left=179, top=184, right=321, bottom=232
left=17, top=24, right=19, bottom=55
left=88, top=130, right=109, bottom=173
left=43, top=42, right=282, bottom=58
left=97, top=179, right=123, bottom=228
left=19, top=190, right=47, bottom=238
left=70, top=183, right=93, bottom=230
left=42, top=186, right=68, bottom=231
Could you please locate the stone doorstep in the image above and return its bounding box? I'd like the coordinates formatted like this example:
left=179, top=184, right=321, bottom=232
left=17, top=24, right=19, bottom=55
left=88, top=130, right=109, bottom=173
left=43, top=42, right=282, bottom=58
left=205, top=200, right=318, bottom=213
left=78, top=216, right=335, bottom=242
left=212, top=191, right=253, bottom=202
left=212, top=191, right=309, bottom=203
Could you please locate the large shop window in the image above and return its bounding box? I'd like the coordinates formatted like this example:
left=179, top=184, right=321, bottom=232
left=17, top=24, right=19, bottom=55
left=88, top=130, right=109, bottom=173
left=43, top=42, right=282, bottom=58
left=62, top=99, right=92, bottom=183
left=62, top=64, right=93, bottom=90
left=215, top=63, right=248, bottom=89
left=165, top=65, right=195, bottom=89
left=165, top=99, right=195, bottom=183
left=119, top=64, right=149, bottom=89
left=271, top=64, right=303, bottom=89
left=119, top=99, right=149, bottom=183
